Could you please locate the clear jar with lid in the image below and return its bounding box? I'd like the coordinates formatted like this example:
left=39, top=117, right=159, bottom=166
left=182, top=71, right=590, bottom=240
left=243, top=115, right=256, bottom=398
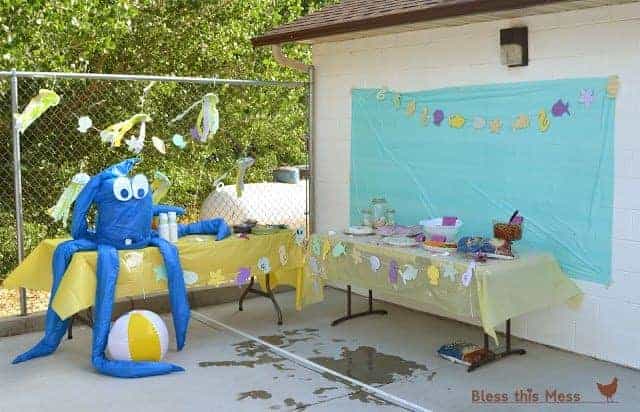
left=370, top=198, right=388, bottom=228
left=384, top=209, right=396, bottom=226
left=361, top=208, right=373, bottom=227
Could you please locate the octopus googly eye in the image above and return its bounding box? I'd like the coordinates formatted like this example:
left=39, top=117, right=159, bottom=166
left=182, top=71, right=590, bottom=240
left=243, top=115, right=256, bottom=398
left=113, top=177, right=132, bottom=201
left=131, top=174, right=149, bottom=199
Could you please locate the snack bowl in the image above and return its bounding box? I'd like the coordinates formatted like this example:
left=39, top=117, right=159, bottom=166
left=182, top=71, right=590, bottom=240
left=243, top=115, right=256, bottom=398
left=420, top=217, right=463, bottom=241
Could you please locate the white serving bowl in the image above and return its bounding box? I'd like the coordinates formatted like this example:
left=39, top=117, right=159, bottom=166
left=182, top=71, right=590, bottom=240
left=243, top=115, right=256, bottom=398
left=419, top=218, right=463, bottom=241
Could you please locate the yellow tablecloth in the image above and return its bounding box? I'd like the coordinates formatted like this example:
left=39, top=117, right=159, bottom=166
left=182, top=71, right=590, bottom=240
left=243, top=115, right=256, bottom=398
left=2, top=230, right=323, bottom=319
left=306, top=234, right=582, bottom=343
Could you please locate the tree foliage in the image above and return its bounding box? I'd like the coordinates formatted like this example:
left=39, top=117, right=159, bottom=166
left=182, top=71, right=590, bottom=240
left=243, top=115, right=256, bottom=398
left=0, top=0, right=337, bottom=278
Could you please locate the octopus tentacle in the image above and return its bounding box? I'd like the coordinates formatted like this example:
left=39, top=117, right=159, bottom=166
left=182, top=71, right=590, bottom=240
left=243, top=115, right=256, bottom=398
left=91, top=243, right=183, bottom=378
left=12, top=238, right=97, bottom=364
left=149, top=236, right=190, bottom=350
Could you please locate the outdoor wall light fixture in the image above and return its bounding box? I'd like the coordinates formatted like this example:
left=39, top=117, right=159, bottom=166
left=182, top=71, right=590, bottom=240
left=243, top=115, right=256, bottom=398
left=500, top=27, right=528, bottom=67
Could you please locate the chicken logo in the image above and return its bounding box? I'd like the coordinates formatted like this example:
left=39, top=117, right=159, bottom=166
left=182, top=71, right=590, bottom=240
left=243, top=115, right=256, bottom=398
left=596, top=377, right=618, bottom=402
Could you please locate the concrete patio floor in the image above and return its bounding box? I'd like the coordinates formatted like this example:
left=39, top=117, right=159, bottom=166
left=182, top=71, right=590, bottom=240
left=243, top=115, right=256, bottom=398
left=2, top=287, right=639, bottom=412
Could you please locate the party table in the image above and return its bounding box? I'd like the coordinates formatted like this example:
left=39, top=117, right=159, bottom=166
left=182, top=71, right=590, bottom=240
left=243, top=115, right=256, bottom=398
left=306, top=234, right=582, bottom=371
left=2, top=229, right=324, bottom=324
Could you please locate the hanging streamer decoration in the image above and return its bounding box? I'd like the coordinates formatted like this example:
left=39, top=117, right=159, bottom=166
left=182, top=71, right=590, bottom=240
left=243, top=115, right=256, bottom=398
left=47, top=172, right=91, bottom=228
left=100, top=113, right=151, bottom=147
left=170, top=93, right=219, bottom=143
left=14, top=89, right=60, bottom=134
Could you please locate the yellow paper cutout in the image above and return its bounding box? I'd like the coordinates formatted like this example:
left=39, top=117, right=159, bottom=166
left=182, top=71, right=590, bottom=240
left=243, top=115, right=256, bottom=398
left=427, top=265, right=440, bottom=286
left=537, top=109, right=550, bottom=132
left=376, top=89, right=387, bottom=101
left=351, top=248, right=363, bottom=264
left=406, top=99, right=416, bottom=116
left=420, top=106, right=430, bottom=126
left=392, top=93, right=402, bottom=109
left=512, top=114, right=530, bottom=131
left=448, top=114, right=465, bottom=129
left=607, top=75, right=619, bottom=98
left=322, top=239, right=331, bottom=260
left=489, top=119, right=502, bottom=134
left=208, top=269, right=225, bottom=286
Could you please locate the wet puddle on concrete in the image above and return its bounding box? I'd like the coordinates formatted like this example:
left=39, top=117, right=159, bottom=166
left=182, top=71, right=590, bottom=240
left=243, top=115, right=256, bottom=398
left=198, top=328, right=427, bottom=409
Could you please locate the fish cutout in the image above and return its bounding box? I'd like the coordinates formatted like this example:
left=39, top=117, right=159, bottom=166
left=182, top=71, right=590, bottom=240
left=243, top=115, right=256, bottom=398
left=512, top=114, right=530, bottom=131
left=151, top=136, right=166, bottom=154
left=331, top=241, right=346, bottom=258
left=551, top=99, right=570, bottom=117
left=607, top=75, right=619, bottom=98
left=443, top=263, right=456, bottom=281
left=420, top=107, right=430, bottom=126
left=311, top=237, right=322, bottom=256
left=309, top=256, right=323, bottom=275
left=351, top=248, right=363, bottom=264
left=172, top=133, right=187, bottom=149
left=427, top=265, right=440, bottom=286
left=14, top=89, right=60, bottom=134
left=208, top=269, right=225, bottom=286
left=392, top=93, right=402, bottom=110
left=257, top=257, right=271, bottom=273
left=236, top=267, right=251, bottom=285
left=154, top=265, right=168, bottom=283
left=184, top=271, right=199, bottom=285
left=294, top=227, right=306, bottom=246
left=369, top=255, right=381, bottom=272
left=406, top=99, right=416, bottom=116
left=537, top=109, right=550, bottom=133
left=322, top=239, right=331, bottom=260
left=376, top=89, right=387, bottom=101
left=472, top=117, right=486, bottom=130
left=433, top=109, right=444, bottom=126
left=400, top=264, right=418, bottom=285
left=461, top=261, right=476, bottom=287
left=448, top=114, right=465, bottom=129
left=489, top=119, right=502, bottom=134
left=389, top=260, right=399, bottom=284
left=579, top=89, right=595, bottom=109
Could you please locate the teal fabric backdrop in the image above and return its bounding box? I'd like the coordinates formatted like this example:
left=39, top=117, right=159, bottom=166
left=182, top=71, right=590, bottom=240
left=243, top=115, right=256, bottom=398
left=350, top=78, right=615, bottom=284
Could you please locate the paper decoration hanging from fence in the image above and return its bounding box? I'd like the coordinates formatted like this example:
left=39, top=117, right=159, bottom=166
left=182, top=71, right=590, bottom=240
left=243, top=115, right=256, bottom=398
left=170, top=93, right=219, bottom=143
left=77, top=116, right=93, bottom=133
left=14, top=89, right=60, bottom=134
left=172, top=134, right=187, bottom=149
left=47, top=172, right=90, bottom=228
left=151, top=171, right=171, bottom=204
left=151, top=136, right=166, bottom=154
left=100, top=113, right=150, bottom=147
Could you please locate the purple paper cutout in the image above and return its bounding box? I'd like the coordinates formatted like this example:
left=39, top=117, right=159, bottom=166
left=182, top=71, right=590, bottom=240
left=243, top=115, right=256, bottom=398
left=551, top=99, right=570, bottom=117
left=190, top=127, right=205, bottom=142
left=236, top=267, right=251, bottom=285
left=389, top=260, right=399, bottom=284
left=579, top=89, right=595, bottom=109
left=442, top=216, right=457, bottom=226
left=433, top=109, right=444, bottom=126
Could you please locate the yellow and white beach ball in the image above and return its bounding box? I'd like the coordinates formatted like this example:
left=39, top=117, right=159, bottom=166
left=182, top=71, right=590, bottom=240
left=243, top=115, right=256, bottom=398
left=107, top=310, right=169, bottom=362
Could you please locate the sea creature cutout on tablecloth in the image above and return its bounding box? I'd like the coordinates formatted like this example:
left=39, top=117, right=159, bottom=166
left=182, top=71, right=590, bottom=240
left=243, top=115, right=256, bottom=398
left=537, top=109, right=550, bottom=133
left=47, top=172, right=90, bottom=228
left=257, top=257, right=271, bottom=274
left=100, top=113, right=150, bottom=147
left=420, top=106, right=430, bottom=126
left=311, top=237, right=322, bottom=256
left=512, top=114, right=530, bottom=131
left=77, top=116, right=93, bottom=133
left=331, top=241, right=346, bottom=258
left=579, top=89, right=595, bottom=109
left=400, top=264, right=418, bottom=285
left=154, top=265, right=168, bottom=283
left=151, top=136, right=166, bottom=154
left=309, top=256, right=324, bottom=275
left=448, top=114, right=465, bottom=129
left=392, top=93, right=402, bottom=110
left=376, top=88, right=387, bottom=101
left=427, top=265, right=440, bottom=286
left=406, top=99, right=416, bottom=117
left=172, top=134, right=187, bottom=149
left=389, top=260, right=399, bottom=284
left=369, top=255, right=381, bottom=272
left=294, top=228, right=306, bottom=247
left=236, top=267, right=251, bottom=285
left=489, top=119, right=502, bottom=134
left=472, top=117, right=486, bottom=130
left=607, top=75, right=620, bottom=98
left=433, top=109, right=444, bottom=126
left=208, top=269, right=225, bottom=286
left=551, top=99, right=570, bottom=117
left=322, top=239, right=331, bottom=260
left=279, top=245, right=288, bottom=266
left=443, top=263, right=456, bottom=282
left=461, top=261, right=476, bottom=287
left=14, top=89, right=60, bottom=134
left=351, top=248, right=363, bottom=264
left=151, top=171, right=171, bottom=204
left=123, top=252, right=144, bottom=272
left=183, top=271, right=199, bottom=286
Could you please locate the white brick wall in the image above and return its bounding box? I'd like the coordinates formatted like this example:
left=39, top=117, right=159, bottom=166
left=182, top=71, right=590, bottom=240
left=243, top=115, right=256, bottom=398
left=312, top=2, right=640, bottom=368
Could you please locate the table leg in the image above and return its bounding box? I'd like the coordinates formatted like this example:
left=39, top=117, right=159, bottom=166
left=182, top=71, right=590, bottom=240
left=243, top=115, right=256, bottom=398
left=331, top=286, right=388, bottom=326
left=67, top=315, right=74, bottom=340
left=467, top=319, right=526, bottom=372
left=237, top=274, right=284, bottom=325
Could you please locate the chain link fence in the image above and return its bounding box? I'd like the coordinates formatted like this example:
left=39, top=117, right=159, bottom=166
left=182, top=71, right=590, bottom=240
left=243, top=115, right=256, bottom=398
left=0, top=71, right=310, bottom=318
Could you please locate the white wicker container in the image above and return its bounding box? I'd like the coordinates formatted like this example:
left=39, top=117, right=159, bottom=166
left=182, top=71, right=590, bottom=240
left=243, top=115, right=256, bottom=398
left=420, top=218, right=463, bottom=241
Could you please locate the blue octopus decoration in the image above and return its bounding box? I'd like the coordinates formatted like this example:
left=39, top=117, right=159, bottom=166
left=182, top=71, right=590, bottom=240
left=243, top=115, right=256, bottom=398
left=12, top=158, right=230, bottom=378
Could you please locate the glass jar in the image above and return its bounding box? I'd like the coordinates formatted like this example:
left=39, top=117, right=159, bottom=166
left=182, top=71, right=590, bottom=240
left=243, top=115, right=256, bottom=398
left=370, top=198, right=388, bottom=228
left=361, top=208, right=373, bottom=227
left=384, top=209, right=396, bottom=226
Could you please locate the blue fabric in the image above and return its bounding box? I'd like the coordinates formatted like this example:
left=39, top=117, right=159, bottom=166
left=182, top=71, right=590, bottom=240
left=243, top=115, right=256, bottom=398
left=13, top=158, right=230, bottom=377
left=350, top=78, right=615, bottom=284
